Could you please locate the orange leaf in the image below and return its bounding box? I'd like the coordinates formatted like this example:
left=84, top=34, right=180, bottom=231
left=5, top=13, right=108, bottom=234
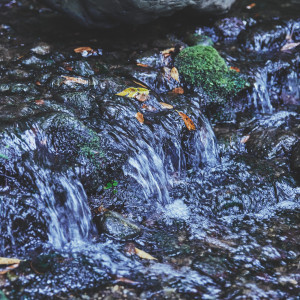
left=74, top=47, right=94, bottom=54
left=97, top=205, right=108, bottom=213
left=0, top=263, right=19, bottom=275
left=159, top=102, right=174, bottom=109
left=135, top=247, right=157, bottom=260
left=240, top=135, right=250, bottom=144
left=136, top=112, right=144, bottom=124
left=178, top=111, right=196, bottom=131
left=170, top=67, right=179, bottom=82
left=136, top=63, right=149, bottom=68
left=115, top=277, right=139, bottom=285
left=246, top=3, right=256, bottom=9
left=161, top=47, right=175, bottom=58
left=35, top=81, right=41, bottom=86
left=142, top=104, right=156, bottom=112
left=62, top=76, right=88, bottom=85
left=35, top=99, right=45, bottom=105
left=172, top=87, right=184, bottom=94
left=230, top=66, right=240, bottom=72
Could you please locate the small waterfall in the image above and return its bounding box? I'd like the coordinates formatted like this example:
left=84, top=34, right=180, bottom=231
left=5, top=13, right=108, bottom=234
left=252, top=66, right=273, bottom=113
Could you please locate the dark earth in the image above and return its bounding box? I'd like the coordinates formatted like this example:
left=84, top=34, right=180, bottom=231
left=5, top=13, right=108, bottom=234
left=0, top=0, right=299, bottom=299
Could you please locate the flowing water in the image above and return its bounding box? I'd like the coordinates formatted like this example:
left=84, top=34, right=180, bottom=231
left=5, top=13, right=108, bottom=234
left=0, top=0, right=299, bottom=299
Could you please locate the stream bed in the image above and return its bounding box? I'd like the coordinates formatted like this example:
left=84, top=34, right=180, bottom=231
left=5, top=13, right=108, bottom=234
left=0, top=0, right=299, bottom=299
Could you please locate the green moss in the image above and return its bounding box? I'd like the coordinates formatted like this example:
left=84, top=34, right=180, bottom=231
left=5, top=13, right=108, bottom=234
left=175, top=45, right=246, bottom=101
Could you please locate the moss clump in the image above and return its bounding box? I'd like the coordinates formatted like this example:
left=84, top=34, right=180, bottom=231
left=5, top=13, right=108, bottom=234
left=175, top=45, right=246, bottom=100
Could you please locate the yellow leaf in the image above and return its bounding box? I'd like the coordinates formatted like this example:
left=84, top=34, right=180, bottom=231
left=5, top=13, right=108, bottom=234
left=135, top=247, right=157, bottom=260
left=177, top=111, right=196, bottom=131
left=159, top=102, right=173, bottom=109
left=170, top=67, right=179, bottom=82
left=161, top=47, right=175, bottom=58
left=62, top=76, right=88, bottom=85
left=0, top=257, right=22, bottom=265
left=116, top=87, right=150, bottom=102
left=132, top=80, right=148, bottom=88
left=136, top=112, right=144, bottom=124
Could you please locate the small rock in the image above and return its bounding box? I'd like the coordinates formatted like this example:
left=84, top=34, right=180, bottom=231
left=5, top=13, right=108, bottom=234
left=97, top=211, right=141, bottom=240
left=31, top=43, right=51, bottom=55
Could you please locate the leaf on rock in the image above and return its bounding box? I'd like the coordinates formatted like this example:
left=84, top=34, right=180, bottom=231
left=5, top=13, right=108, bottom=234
left=136, top=63, right=149, bottom=68
left=230, top=66, right=240, bottom=72
left=281, top=42, right=300, bottom=52
left=115, top=277, right=139, bottom=285
left=170, top=67, right=179, bottom=82
left=240, top=135, right=250, bottom=144
left=35, top=99, right=45, bottom=105
left=161, top=47, right=175, bottom=58
left=246, top=3, right=256, bottom=9
left=74, top=47, right=94, bottom=54
left=62, top=76, right=88, bottom=85
left=116, top=87, right=149, bottom=100
left=0, top=257, right=22, bottom=265
left=132, top=80, right=148, bottom=88
left=0, top=264, right=19, bottom=275
left=159, top=102, right=174, bottom=109
left=135, top=248, right=157, bottom=260
left=142, top=104, right=157, bottom=112
left=177, top=111, right=196, bottom=131
left=171, top=87, right=184, bottom=94
left=136, top=112, right=144, bottom=124
left=135, top=93, right=149, bottom=102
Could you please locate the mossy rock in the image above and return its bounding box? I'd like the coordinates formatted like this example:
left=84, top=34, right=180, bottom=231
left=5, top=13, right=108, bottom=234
left=175, top=45, right=246, bottom=101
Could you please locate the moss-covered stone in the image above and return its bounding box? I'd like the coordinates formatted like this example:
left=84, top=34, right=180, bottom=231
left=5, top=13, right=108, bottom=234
left=175, top=45, right=246, bottom=101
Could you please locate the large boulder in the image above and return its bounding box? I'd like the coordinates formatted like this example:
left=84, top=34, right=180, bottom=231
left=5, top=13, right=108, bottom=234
left=44, top=0, right=236, bottom=28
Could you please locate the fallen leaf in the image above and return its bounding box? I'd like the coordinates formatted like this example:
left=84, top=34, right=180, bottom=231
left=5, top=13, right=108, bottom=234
left=0, top=257, right=22, bottom=265
left=281, top=42, right=300, bottom=52
left=97, top=205, right=108, bottom=213
left=159, top=102, right=174, bottom=109
left=135, top=247, right=157, bottom=260
left=125, top=243, right=136, bottom=255
left=116, top=87, right=150, bottom=100
left=177, top=111, right=196, bottom=131
left=136, top=63, right=149, bottom=68
left=172, top=87, right=184, bottom=94
left=161, top=47, right=175, bottom=58
left=35, top=81, right=41, bottom=86
left=62, top=76, right=88, bottom=85
left=230, top=66, right=240, bottom=72
left=74, top=46, right=94, bottom=54
left=240, top=135, right=250, bottom=144
left=35, top=99, right=45, bottom=105
left=0, top=263, right=19, bottom=275
left=136, top=112, right=144, bottom=124
left=246, top=3, right=256, bottom=9
left=170, top=67, right=179, bottom=82
left=115, top=277, right=139, bottom=285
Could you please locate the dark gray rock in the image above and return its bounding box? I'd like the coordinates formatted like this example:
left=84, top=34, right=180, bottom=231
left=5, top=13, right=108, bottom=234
left=44, top=0, right=236, bottom=28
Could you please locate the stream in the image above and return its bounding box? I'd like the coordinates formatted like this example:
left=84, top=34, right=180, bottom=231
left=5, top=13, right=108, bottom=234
left=0, top=0, right=299, bottom=299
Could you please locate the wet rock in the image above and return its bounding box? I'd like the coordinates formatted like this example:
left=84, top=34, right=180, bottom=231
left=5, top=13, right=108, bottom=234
left=44, top=0, right=236, bottom=28
left=31, top=43, right=51, bottom=56
left=72, top=61, right=94, bottom=77
left=6, top=69, right=33, bottom=80
left=96, top=211, right=141, bottom=240
left=216, top=17, right=246, bottom=39
left=22, top=55, right=54, bottom=68
left=290, top=142, right=300, bottom=176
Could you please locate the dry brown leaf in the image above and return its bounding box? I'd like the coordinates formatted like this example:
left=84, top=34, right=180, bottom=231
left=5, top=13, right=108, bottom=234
left=161, top=47, right=175, bottom=58
left=74, top=47, right=94, bottom=54
left=136, top=112, right=144, bottom=124
left=97, top=205, right=108, bottom=213
left=170, top=67, right=179, bottom=82
left=136, top=63, right=149, bottom=68
left=240, top=135, right=250, bottom=144
left=230, top=66, right=240, bottom=72
left=62, top=76, right=88, bottom=85
left=246, top=3, right=256, bottom=9
left=0, top=257, right=22, bottom=265
left=125, top=243, right=136, bottom=255
left=159, top=102, right=174, bottom=109
left=35, top=99, right=45, bottom=105
left=172, top=87, right=184, bottom=94
left=135, top=93, right=149, bottom=102
left=35, top=81, right=41, bottom=86
left=115, top=277, right=139, bottom=285
left=0, top=263, right=19, bottom=275
left=178, top=111, right=196, bottom=131
left=281, top=42, right=300, bottom=52
left=135, top=247, right=157, bottom=260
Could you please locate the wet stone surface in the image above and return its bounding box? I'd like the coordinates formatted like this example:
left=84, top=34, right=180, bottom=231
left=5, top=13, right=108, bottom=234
left=0, top=0, right=299, bottom=299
